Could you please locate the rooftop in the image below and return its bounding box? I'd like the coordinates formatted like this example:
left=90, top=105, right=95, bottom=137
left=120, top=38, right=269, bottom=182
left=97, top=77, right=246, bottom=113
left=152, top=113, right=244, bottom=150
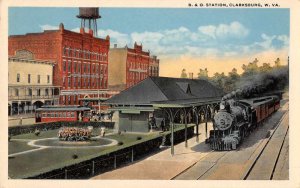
left=106, top=77, right=224, bottom=106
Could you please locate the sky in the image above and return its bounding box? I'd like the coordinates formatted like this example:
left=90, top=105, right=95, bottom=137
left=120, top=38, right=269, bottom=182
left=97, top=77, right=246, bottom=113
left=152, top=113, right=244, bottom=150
left=9, top=8, right=290, bottom=77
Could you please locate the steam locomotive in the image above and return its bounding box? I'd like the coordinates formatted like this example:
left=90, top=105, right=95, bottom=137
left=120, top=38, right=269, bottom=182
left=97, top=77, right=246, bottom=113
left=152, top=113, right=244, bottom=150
left=206, top=95, right=280, bottom=150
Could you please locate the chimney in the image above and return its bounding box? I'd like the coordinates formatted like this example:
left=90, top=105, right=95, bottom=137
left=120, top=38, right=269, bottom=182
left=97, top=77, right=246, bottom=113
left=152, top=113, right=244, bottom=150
left=114, top=44, right=117, bottom=48
left=188, top=73, right=193, bottom=79
left=88, top=29, right=93, bottom=36
left=80, top=27, right=85, bottom=34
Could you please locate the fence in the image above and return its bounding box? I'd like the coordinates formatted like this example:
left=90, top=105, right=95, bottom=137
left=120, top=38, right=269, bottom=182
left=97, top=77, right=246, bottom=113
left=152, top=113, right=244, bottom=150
left=27, top=125, right=194, bottom=179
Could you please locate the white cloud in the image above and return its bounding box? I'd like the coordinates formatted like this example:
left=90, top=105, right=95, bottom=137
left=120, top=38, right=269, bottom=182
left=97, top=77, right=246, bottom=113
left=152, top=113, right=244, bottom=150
left=65, top=22, right=287, bottom=60
left=198, top=25, right=216, bottom=39
left=198, top=21, right=249, bottom=39
left=277, top=35, right=289, bottom=47
left=39, top=24, right=59, bottom=31
left=98, top=29, right=130, bottom=47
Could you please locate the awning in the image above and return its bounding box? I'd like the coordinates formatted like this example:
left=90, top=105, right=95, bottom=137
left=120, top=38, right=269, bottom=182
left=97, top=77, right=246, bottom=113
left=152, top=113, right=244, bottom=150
left=121, top=110, right=141, bottom=114
left=108, top=106, right=155, bottom=114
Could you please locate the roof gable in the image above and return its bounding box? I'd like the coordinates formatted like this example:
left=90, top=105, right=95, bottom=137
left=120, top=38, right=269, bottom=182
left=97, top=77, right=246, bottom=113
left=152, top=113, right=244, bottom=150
left=176, top=82, right=191, bottom=94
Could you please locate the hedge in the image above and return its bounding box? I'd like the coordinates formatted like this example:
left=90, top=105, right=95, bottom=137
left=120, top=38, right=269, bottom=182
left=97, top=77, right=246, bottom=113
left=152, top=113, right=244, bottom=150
left=9, top=121, right=115, bottom=136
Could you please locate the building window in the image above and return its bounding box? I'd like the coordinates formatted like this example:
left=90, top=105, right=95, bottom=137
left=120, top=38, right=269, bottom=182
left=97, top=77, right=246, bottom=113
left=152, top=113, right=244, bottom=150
left=17, top=73, right=20, bottom=82
left=68, top=61, right=71, bottom=72
left=37, top=75, right=40, bottom=84
left=28, top=74, right=31, bottom=83
left=63, top=77, right=65, bottom=87
left=28, top=88, right=32, bottom=96
left=74, top=62, right=77, bottom=72
left=73, top=78, right=76, bottom=87
left=68, top=96, right=71, bottom=104
left=47, top=75, right=50, bottom=83
left=68, top=48, right=71, bottom=57
left=37, top=89, right=41, bottom=96
left=68, top=77, right=71, bottom=87
left=78, top=78, right=81, bottom=88
left=15, top=89, right=19, bottom=96
left=78, top=62, right=81, bottom=73
left=45, top=89, right=49, bottom=96
left=84, top=64, right=86, bottom=73
left=63, top=47, right=67, bottom=56
left=63, top=61, right=66, bottom=72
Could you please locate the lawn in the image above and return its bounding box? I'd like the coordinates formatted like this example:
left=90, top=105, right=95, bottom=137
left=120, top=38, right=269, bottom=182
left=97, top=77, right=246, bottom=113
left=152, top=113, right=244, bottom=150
left=9, top=140, right=38, bottom=154
left=8, top=128, right=161, bottom=179
left=8, top=124, right=194, bottom=179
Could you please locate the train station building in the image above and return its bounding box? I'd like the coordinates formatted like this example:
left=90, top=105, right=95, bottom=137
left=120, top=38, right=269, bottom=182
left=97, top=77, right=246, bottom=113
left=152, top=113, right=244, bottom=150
left=106, top=76, right=224, bottom=132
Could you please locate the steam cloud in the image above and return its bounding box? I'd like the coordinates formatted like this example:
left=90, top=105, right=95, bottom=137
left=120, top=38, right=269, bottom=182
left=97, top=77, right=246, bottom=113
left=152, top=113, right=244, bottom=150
left=222, top=66, right=288, bottom=100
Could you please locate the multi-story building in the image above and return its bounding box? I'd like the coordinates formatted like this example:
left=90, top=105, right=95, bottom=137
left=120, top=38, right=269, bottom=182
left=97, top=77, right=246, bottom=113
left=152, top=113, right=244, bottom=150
left=8, top=50, right=60, bottom=116
left=8, top=23, right=110, bottom=107
left=108, top=42, right=159, bottom=91
left=149, top=55, right=159, bottom=77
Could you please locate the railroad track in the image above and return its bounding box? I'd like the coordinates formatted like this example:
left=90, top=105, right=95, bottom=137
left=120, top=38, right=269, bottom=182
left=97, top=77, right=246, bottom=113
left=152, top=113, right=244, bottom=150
left=173, top=105, right=289, bottom=180
left=244, top=112, right=289, bottom=180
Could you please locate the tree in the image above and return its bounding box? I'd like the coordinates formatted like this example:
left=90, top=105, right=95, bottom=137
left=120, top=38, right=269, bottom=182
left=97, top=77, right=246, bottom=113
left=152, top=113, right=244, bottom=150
left=226, top=68, right=240, bottom=91
left=180, top=69, right=187, bottom=78
left=198, top=68, right=208, bottom=80
left=211, top=72, right=226, bottom=90
left=242, top=58, right=259, bottom=76
left=228, top=68, right=239, bottom=80
left=274, top=58, right=281, bottom=67
left=260, top=63, right=272, bottom=72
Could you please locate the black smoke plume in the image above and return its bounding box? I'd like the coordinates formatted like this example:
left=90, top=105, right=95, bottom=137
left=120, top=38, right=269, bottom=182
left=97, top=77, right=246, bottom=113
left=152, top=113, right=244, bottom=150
left=222, top=66, right=288, bottom=100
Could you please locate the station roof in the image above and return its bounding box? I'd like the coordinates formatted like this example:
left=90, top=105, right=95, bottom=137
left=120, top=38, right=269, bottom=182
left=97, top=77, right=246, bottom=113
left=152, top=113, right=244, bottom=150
left=106, top=77, right=224, bottom=107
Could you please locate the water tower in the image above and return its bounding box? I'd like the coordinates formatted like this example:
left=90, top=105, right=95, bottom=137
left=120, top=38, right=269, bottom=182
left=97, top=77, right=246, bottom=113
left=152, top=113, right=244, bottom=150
left=77, top=7, right=101, bottom=36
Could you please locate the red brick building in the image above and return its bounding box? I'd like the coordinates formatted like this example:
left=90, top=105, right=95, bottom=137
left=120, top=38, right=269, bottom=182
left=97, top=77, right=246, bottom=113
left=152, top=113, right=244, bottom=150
left=108, top=42, right=159, bottom=91
left=9, top=23, right=110, bottom=106
left=149, top=55, right=159, bottom=77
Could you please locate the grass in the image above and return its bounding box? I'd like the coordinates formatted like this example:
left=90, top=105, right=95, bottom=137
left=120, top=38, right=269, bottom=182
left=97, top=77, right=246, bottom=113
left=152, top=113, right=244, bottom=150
left=8, top=129, right=161, bottom=179
left=8, top=124, right=194, bottom=179
left=9, top=140, right=38, bottom=155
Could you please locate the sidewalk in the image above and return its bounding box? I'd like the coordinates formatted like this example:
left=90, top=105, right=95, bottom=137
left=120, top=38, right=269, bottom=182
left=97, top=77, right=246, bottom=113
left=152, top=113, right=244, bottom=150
left=8, top=114, right=36, bottom=127
left=9, top=113, right=35, bottom=120
left=92, top=122, right=213, bottom=180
